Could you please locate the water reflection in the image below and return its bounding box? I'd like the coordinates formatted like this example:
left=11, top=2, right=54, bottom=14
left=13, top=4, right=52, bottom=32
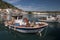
left=0, top=22, right=60, bottom=40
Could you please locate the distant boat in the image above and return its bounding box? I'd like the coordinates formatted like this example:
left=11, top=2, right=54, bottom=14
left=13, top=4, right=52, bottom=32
left=38, top=16, right=57, bottom=22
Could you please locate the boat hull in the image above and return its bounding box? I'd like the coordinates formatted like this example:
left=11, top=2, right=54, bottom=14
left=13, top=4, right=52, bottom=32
left=4, top=22, right=48, bottom=33
left=16, top=28, right=44, bottom=33
left=39, top=20, right=58, bottom=22
left=10, top=26, right=46, bottom=33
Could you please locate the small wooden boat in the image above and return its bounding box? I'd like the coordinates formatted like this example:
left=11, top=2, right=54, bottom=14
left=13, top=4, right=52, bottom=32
left=4, top=15, right=48, bottom=33
left=5, top=22, right=48, bottom=33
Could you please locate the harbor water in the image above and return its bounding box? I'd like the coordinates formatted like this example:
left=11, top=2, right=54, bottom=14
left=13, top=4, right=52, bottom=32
left=0, top=22, right=60, bottom=40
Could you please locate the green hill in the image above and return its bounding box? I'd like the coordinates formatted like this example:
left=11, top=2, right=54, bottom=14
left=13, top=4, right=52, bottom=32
left=0, top=0, right=22, bottom=11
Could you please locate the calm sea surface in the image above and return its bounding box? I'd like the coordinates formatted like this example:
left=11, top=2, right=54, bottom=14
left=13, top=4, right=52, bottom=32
left=0, top=22, right=60, bottom=40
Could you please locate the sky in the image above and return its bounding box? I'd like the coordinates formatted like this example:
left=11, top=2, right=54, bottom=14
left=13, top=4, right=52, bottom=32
left=3, top=0, right=60, bottom=11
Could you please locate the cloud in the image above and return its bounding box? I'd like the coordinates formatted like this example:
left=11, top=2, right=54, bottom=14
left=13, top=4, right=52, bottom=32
left=15, top=5, right=34, bottom=11
left=3, top=0, right=21, bottom=4
left=15, top=4, right=41, bottom=11
left=3, top=0, right=42, bottom=11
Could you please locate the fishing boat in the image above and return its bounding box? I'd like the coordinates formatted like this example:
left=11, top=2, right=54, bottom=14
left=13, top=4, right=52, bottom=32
left=4, top=15, right=48, bottom=33
left=38, top=16, right=57, bottom=22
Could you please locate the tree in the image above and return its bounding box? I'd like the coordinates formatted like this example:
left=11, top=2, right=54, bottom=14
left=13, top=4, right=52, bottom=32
left=28, top=11, right=32, bottom=14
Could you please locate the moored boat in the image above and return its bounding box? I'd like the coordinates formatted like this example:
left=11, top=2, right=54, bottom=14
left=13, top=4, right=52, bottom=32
left=38, top=16, right=58, bottom=22
left=5, top=22, right=48, bottom=33
left=4, top=15, right=48, bottom=33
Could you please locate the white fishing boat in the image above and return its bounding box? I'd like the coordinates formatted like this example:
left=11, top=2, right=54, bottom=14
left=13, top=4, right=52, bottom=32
left=38, top=16, right=57, bottom=22
left=4, top=15, right=48, bottom=33
left=5, top=22, right=48, bottom=33
left=10, top=22, right=48, bottom=33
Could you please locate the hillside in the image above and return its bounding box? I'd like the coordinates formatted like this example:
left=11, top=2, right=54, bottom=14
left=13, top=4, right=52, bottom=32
left=0, top=0, right=22, bottom=11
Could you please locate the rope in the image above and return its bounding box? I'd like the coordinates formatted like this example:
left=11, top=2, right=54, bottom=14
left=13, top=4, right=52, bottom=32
left=37, top=25, right=49, bottom=40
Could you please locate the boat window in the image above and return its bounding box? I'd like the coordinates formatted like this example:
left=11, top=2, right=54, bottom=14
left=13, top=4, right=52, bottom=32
left=12, top=16, right=17, bottom=19
left=18, top=16, right=23, bottom=19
